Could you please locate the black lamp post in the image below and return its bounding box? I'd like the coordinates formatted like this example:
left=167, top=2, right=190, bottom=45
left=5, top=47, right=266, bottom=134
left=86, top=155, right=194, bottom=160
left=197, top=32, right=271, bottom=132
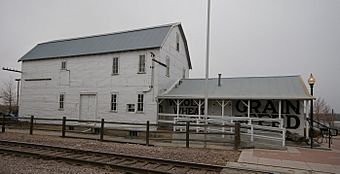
left=308, top=73, right=315, bottom=148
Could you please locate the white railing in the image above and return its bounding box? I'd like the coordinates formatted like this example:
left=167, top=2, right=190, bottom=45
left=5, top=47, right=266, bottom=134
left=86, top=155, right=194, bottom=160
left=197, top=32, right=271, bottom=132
left=158, top=113, right=286, bottom=147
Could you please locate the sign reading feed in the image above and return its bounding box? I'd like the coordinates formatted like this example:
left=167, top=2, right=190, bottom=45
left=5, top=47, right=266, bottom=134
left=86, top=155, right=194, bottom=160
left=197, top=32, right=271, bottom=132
left=169, top=99, right=302, bottom=129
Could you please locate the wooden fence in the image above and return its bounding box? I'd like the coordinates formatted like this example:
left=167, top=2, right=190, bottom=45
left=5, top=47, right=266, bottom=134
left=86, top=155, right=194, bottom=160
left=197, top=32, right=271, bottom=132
left=1, top=114, right=241, bottom=150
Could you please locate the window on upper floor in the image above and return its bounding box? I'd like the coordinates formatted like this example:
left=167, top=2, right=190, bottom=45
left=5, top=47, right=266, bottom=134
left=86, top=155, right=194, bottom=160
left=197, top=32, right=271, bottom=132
left=111, top=93, right=118, bottom=112
left=112, top=57, right=119, bottom=75
left=138, top=55, right=146, bottom=73
left=176, top=32, right=180, bottom=52
left=61, top=61, right=67, bottom=70
left=182, top=68, right=186, bottom=79
left=59, top=93, right=64, bottom=110
left=137, top=94, right=144, bottom=112
left=166, top=57, right=170, bottom=77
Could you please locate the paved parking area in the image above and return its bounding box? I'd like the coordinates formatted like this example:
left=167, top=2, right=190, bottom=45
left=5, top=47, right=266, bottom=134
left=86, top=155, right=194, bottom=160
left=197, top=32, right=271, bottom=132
left=233, top=136, right=340, bottom=173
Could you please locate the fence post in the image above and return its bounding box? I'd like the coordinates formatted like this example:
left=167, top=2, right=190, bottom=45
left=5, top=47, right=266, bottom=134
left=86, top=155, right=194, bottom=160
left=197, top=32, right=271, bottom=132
left=329, top=128, right=331, bottom=149
left=146, top=121, right=150, bottom=146
left=100, top=118, right=104, bottom=141
left=234, top=122, right=240, bottom=150
left=250, top=125, right=254, bottom=142
left=1, top=114, right=4, bottom=133
left=282, top=128, right=286, bottom=147
left=30, top=115, right=34, bottom=135
left=62, top=116, right=66, bottom=137
left=186, top=121, right=190, bottom=148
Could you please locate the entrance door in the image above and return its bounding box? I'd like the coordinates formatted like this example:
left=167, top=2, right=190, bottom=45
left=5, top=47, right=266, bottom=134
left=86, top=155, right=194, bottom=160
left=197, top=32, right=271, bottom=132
left=79, top=94, right=96, bottom=120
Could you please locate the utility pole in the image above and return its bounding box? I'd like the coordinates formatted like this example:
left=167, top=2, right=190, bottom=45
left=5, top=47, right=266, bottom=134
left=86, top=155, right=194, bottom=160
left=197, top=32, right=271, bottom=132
left=204, top=0, right=211, bottom=148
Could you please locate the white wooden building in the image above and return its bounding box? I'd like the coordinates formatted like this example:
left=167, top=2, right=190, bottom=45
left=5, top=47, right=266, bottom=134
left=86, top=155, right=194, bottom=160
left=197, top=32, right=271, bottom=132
left=18, top=22, right=313, bottom=141
left=19, top=23, right=191, bottom=123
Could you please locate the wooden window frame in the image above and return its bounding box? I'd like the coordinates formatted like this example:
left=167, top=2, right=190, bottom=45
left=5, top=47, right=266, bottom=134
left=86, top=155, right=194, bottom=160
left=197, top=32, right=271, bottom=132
left=61, top=61, right=67, bottom=70
left=166, top=57, right=170, bottom=77
left=182, top=68, right=186, bottom=79
left=137, top=94, right=144, bottom=113
left=138, top=55, right=146, bottom=74
left=59, top=93, right=65, bottom=110
left=127, top=104, right=135, bottom=112
left=110, top=93, right=118, bottom=112
left=176, top=32, right=180, bottom=52
left=112, top=57, right=119, bottom=75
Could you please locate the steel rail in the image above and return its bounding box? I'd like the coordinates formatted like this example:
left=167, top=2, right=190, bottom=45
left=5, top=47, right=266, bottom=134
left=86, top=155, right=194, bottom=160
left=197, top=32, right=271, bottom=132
left=0, top=140, right=225, bottom=174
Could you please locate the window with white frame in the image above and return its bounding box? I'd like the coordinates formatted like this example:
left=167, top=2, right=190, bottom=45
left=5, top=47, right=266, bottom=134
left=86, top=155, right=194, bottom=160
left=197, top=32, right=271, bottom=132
left=110, top=93, right=118, bottom=112
left=59, top=93, right=64, bottom=110
left=137, top=94, right=144, bottom=112
left=127, top=104, right=135, bottom=112
left=112, top=57, right=119, bottom=75
left=176, top=33, right=180, bottom=52
left=182, top=68, right=186, bottom=79
left=138, top=55, right=146, bottom=73
left=61, top=61, right=67, bottom=70
left=166, top=57, right=170, bottom=77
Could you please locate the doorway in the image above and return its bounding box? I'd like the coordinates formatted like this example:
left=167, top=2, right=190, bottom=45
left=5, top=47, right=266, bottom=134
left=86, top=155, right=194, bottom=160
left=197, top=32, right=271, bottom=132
left=79, top=94, right=96, bottom=120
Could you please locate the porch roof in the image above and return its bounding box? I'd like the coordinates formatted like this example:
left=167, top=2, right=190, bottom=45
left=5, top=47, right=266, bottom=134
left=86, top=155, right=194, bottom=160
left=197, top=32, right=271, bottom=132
left=158, top=75, right=313, bottom=100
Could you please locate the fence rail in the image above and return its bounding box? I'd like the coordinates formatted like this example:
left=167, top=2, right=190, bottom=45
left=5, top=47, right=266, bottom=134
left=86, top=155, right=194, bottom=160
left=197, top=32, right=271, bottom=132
left=159, top=113, right=286, bottom=147
left=1, top=114, right=241, bottom=150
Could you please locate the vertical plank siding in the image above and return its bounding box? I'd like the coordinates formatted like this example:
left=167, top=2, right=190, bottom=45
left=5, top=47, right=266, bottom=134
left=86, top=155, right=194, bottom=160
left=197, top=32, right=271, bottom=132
left=19, top=26, right=190, bottom=124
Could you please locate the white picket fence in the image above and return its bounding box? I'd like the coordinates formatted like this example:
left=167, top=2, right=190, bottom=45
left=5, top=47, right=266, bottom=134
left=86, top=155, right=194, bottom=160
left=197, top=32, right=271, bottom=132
left=158, top=113, right=286, bottom=147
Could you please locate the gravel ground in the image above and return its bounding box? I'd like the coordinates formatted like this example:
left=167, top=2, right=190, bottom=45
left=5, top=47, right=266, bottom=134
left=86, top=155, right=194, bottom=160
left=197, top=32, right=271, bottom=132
left=0, top=153, right=121, bottom=174
left=0, top=132, right=240, bottom=173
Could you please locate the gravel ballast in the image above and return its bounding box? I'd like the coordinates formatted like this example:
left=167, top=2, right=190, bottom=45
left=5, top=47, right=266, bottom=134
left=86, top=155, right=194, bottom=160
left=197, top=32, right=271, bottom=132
left=0, top=153, right=122, bottom=174
left=0, top=132, right=240, bottom=173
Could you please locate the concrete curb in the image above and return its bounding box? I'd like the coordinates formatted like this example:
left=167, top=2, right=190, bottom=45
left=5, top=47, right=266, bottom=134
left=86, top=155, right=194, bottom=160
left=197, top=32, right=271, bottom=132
left=226, top=162, right=334, bottom=174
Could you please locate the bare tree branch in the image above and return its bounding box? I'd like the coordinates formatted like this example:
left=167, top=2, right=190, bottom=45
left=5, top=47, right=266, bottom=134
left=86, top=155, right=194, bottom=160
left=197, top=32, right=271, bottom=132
left=314, top=97, right=334, bottom=127
left=1, top=80, right=16, bottom=113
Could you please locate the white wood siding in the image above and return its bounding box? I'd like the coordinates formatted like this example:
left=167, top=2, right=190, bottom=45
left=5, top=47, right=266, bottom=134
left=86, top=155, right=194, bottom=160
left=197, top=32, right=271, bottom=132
left=20, top=50, right=162, bottom=123
left=19, top=26, right=191, bottom=124
left=158, top=26, right=190, bottom=94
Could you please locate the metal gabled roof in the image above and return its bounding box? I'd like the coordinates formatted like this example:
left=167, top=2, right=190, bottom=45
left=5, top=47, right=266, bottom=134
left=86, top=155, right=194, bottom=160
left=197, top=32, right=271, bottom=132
left=159, top=75, right=313, bottom=100
left=19, top=23, right=192, bottom=69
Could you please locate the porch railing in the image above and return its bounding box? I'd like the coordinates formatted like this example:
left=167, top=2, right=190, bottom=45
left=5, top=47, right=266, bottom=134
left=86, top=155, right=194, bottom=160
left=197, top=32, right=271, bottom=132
left=158, top=113, right=286, bottom=147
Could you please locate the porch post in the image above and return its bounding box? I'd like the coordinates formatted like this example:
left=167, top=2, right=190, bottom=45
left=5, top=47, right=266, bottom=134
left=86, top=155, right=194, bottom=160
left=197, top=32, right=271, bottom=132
left=221, top=100, right=225, bottom=119
left=198, top=100, right=202, bottom=120
left=279, top=100, right=282, bottom=128
left=198, top=100, right=202, bottom=132
left=248, top=100, right=251, bottom=125
left=156, top=98, right=159, bottom=124
left=221, top=100, right=225, bottom=137
left=176, top=99, right=180, bottom=119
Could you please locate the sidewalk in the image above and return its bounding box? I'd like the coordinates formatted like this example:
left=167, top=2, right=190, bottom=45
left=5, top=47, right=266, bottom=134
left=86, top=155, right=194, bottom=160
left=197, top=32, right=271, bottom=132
left=228, top=137, right=340, bottom=174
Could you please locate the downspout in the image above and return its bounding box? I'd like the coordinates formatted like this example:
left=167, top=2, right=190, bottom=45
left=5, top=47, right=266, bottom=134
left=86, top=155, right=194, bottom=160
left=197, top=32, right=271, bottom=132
left=143, top=52, right=155, bottom=95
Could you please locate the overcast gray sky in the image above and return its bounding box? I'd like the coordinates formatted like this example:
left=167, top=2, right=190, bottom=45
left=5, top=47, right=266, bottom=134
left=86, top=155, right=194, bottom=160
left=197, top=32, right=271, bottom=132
left=1, top=0, right=339, bottom=112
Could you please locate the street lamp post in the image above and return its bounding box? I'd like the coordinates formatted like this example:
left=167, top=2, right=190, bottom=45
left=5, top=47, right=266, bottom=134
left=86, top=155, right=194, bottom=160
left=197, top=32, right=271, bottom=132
left=308, top=73, right=315, bottom=148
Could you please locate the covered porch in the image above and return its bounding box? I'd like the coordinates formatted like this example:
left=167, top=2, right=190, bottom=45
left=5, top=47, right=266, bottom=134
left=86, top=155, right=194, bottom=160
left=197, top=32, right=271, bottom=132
left=156, top=75, right=314, bottom=147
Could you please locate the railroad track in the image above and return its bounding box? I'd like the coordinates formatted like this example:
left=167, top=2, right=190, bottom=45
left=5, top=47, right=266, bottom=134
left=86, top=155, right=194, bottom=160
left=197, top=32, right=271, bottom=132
left=0, top=140, right=226, bottom=174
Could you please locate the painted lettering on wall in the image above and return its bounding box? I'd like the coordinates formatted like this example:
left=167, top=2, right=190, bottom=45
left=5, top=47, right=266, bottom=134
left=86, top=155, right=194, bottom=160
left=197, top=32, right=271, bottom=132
left=167, top=99, right=302, bottom=130
left=169, top=100, right=204, bottom=115
left=235, top=100, right=301, bottom=129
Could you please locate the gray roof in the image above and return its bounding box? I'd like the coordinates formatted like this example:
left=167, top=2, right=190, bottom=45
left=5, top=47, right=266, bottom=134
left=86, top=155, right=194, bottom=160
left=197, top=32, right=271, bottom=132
left=19, top=23, right=192, bottom=69
left=159, top=75, right=313, bottom=100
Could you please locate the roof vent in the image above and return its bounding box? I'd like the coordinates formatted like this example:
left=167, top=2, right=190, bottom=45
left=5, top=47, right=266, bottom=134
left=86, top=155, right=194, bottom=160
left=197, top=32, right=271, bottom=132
left=218, top=74, right=221, bottom=87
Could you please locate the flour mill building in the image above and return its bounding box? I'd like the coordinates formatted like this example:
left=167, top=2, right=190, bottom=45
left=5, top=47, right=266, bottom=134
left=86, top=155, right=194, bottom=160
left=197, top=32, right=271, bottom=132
left=18, top=23, right=313, bottom=137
